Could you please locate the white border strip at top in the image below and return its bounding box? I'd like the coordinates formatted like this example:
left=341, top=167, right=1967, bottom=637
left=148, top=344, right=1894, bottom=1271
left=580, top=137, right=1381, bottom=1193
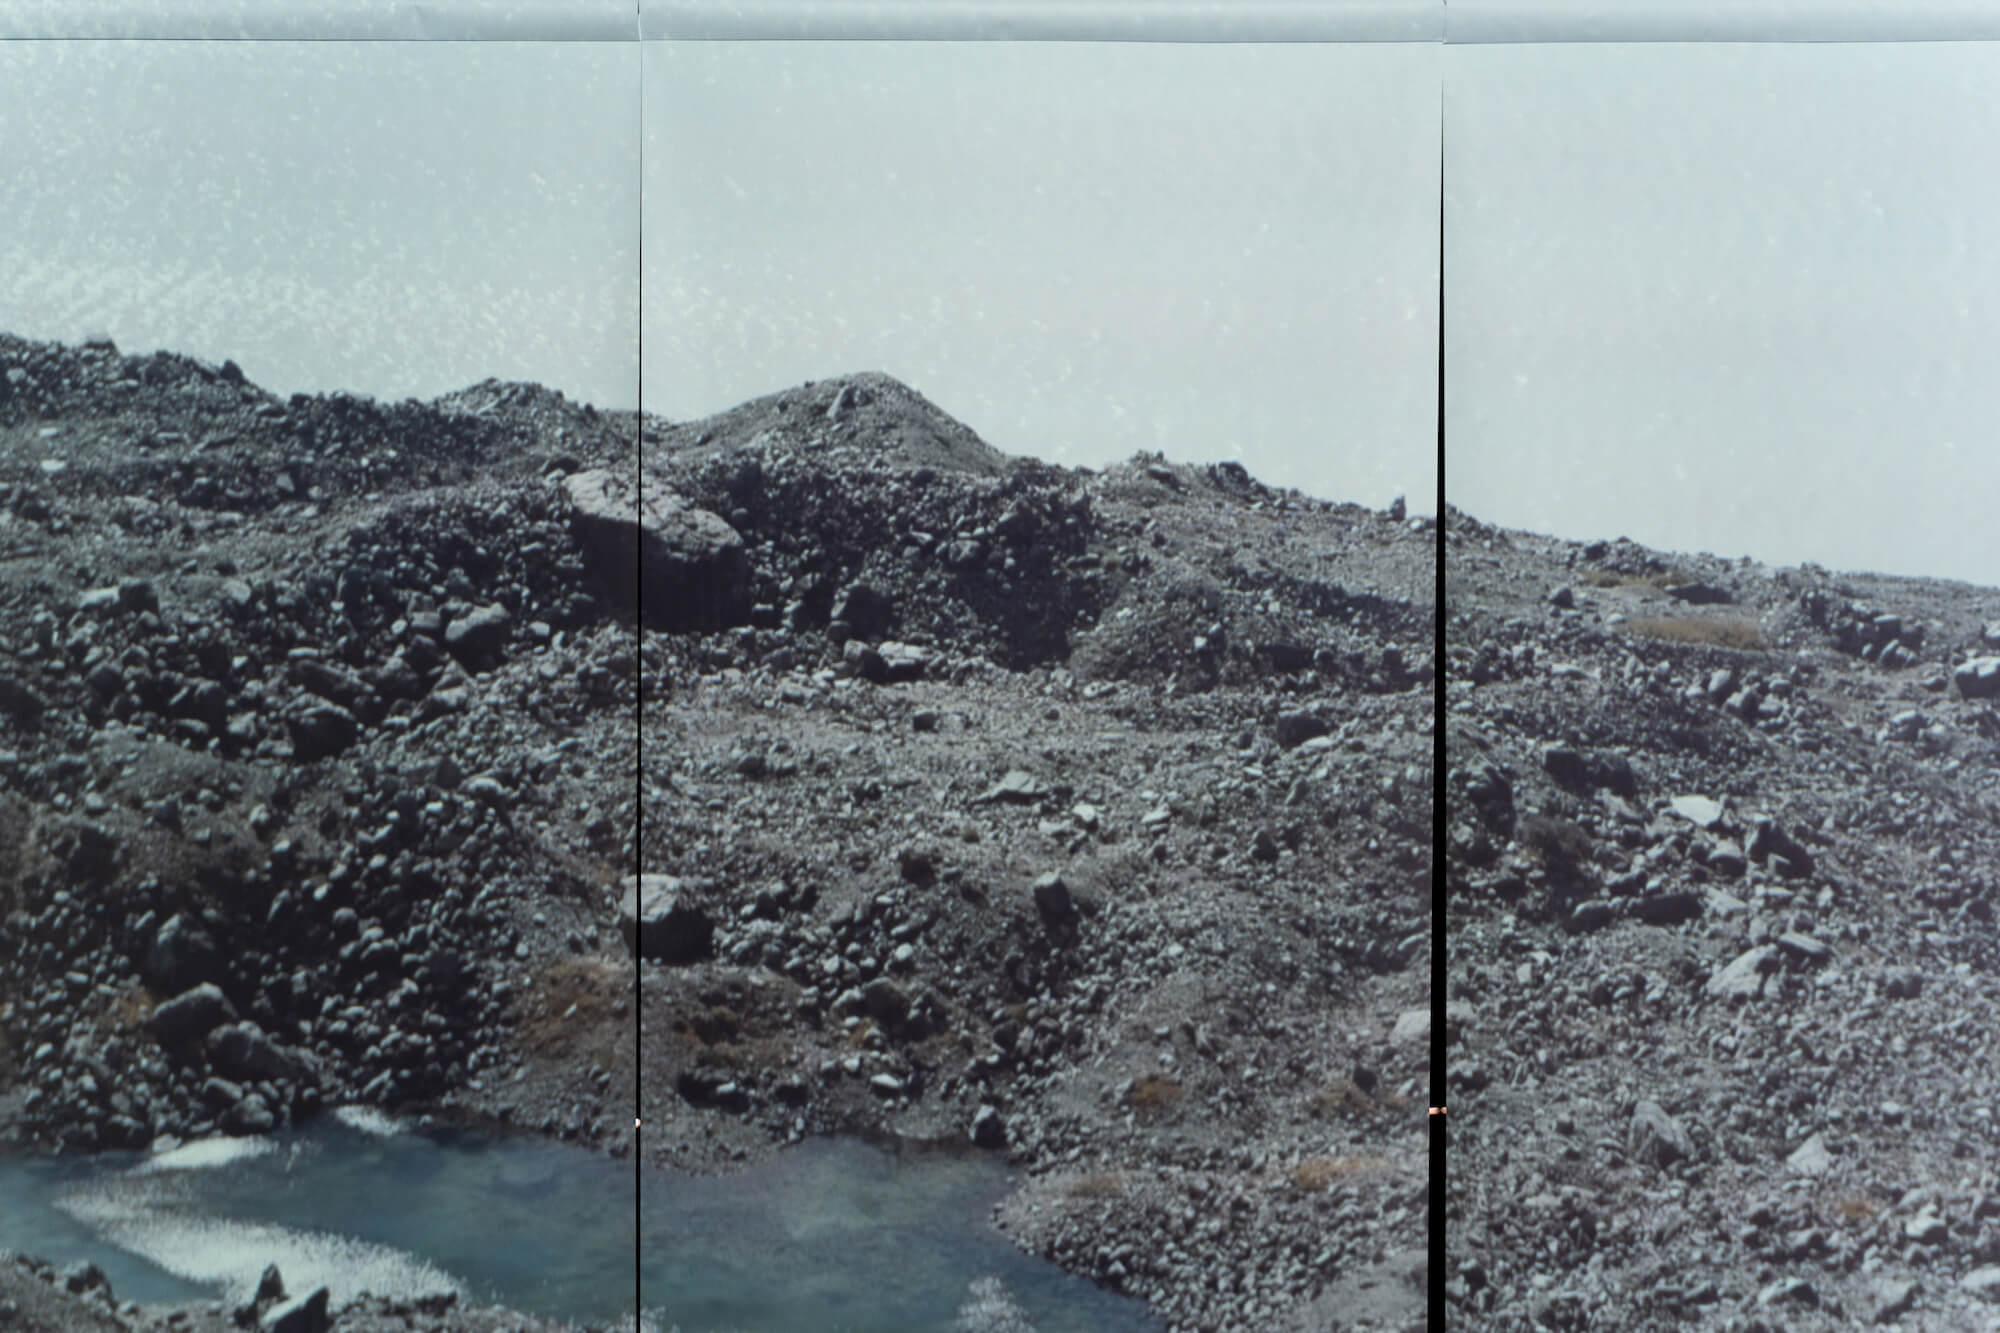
left=0, top=1, right=639, bottom=41
left=639, top=1, right=1442, bottom=43
left=1445, top=1, right=2000, bottom=44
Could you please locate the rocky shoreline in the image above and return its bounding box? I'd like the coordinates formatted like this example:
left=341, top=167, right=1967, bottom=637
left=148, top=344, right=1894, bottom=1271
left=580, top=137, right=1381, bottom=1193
left=0, top=1252, right=598, bottom=1332
left=0, top=333, right=1429, bottom=1331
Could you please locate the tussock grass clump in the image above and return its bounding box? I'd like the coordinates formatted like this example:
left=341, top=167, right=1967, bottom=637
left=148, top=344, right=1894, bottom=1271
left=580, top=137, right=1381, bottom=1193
left=1311, top=1079, right=1409, bottom=1122
left=1519, top=813, right=1593, bottom=871
left=1581, top=568, right=1689, bottom=591
left=1625, top=616, right=1768, bottom=652
left=518, top=955, right=628, bottom=1055
left=106, top=983, right=156, bottom=1035
left=1066, top=1172, right=1127, bottom=1199
left=1290, top=1155, right=1391, bottom=1192
left=1129, top=1074, right=1184, bottom=1115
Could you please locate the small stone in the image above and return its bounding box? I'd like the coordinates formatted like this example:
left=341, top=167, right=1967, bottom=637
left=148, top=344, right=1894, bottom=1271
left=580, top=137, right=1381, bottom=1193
left=1031, top=872, right=1074, bottom=924
left=1564, top=900, right=1616, bottom=934
left=1776, top=932, right=1831, bottom=964
left=260, top=1286, right=331, bottom=1333
left=1274, top=712, right=1331, bottom=749
left=1669, top=795, right=1724, bottom=829
left=1904, top=1212, right=1947, bottom=1244
left=1628, top=1099, right=1692, bottom=1168
left=1705, top=945, right=1779, bottom=1001
left=979, top=769, right=1045, bottom=804
left=1962, top=1268, right=2000, bottom=1301
left=1785, top=1133, right=1831, bottom=1177
left=443, top=603, right=511, bottom=663
left=619, top=876, right=714, bottom=965
left=1756, top=1277, right=1817, bottom=1308
left=1873, top=1277, right=1918, bottom=1322
left=971, top=1104, right=1007, bottom=1148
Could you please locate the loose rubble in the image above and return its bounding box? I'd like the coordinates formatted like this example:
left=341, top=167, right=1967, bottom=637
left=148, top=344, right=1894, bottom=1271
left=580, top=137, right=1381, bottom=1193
left=1449, top=509, right=2000, bottom=1328
left=641, top=372, right=1435, bottom=1331
left=0, top=336, right=1431, bottom=1331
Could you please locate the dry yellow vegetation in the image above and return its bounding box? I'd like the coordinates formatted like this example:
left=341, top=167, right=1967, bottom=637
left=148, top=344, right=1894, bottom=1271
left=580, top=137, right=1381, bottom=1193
left=1625, top=616, right=1768, bottom=652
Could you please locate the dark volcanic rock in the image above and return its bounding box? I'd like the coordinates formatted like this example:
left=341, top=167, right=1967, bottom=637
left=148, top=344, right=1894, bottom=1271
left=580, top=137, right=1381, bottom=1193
left=150, top=983, right=239, bottom=1045
left=565, top=468, right=751, bottom=630
left=285, top=703, right=358, bottom=761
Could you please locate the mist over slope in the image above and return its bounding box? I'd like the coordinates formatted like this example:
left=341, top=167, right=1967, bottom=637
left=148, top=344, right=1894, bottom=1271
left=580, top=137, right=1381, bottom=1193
left=1447, top=505, right=2000, bottom=1328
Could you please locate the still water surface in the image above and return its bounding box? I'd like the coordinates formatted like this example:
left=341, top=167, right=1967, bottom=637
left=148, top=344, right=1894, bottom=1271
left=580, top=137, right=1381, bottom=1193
left=0, top=1111, right=1159, bottom=1332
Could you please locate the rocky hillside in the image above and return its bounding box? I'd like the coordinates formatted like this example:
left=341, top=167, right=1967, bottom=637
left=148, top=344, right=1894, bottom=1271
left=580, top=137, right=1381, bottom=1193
left=0, top=332, right=1434, bottom=1331
left=633, top=372, right=1435, bottom=1332
left=1447, top=508, right=2000, bottom=1328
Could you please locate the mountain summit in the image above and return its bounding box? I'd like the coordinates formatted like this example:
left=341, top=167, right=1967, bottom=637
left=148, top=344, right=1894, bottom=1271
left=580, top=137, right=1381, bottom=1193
left=650, top=372, right=1013, bottom=479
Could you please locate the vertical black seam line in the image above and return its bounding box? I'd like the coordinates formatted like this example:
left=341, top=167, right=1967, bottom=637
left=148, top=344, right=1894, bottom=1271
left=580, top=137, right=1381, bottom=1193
left=633, top=18, right=645, bottom=1325
left=1432, top=48, right=1447, bottom=1308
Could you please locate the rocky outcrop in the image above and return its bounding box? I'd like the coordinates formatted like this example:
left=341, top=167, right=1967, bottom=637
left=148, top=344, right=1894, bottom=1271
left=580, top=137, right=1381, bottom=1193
left=564, top=468, right=750, bottom=630
left=619, top=875, right=714, bottom=965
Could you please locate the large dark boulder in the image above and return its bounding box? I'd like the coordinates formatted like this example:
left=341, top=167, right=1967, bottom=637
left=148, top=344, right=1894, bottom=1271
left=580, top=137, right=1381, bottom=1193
left=286, top=703, right=358, bottom=761
left=1956, top=656, right=2000, bottom=700
left=206, top=1022, right=318, bottom=1085
left=149, top=983, right=238, bottom=1045
left=830, top=583, right=895, bottom=639
left=1540, top=745, right=1639, bottom=798
left=618, top=875, right=715, bottom=965
left=144, top=914, right=222, bottom=993
left=565, top=469, right=750, bottom=631
left=443, top=603, right=512, bottom=665
left=1274, top=711, right=1331, bottom=749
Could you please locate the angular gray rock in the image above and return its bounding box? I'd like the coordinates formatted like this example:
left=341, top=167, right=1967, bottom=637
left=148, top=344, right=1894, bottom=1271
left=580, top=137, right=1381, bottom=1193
left=861, top=977, right=912, bottom=1027
left=443, top=603, right=512, bottom=663
left=1628, top=1099, right=1693, bottom=1168
left=1031, top=872, right=1074, bottom=924
left=1954, top=656, right=2000, bottom=699
left=1668, top=795, right=1725, bottom=829
left=564, top=468, right=750, bottom=630
left=830, top=583, right=895, bottom=639
left=1705, top=945, right=1780, bottom=1001
left=260, top=1285, right=331, bottom=1333
left=978, top=769, right=1045, bottom=804
left=1785, top=1132, right=1831, bottom=1176
left=1963, top=1268, right=2000, bottom=1301
left=619, top=875, right=715, bottom=965
left=971, top=1104, right=1007, bottom=1148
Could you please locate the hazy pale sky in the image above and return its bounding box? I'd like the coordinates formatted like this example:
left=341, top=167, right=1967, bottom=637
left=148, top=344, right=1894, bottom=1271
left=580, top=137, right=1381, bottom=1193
left=0, top=41, right=640, bottom=409
left=1446, top=41, right=2000, bottom=585
left=644, top=40, right=1440, bottom=508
